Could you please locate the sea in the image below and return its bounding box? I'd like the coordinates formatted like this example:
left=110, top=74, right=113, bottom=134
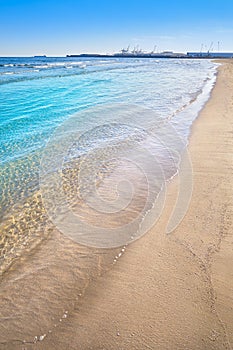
left=0, top=56, right=220, bottom=343
left=0, top=56, right=218, bottom=273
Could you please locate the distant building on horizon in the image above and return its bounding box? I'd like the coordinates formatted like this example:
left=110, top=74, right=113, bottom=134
left=187, top=52, right=233, bottom=58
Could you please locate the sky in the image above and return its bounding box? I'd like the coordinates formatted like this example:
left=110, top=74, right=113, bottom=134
left=0, top=0, right=233, bottom=56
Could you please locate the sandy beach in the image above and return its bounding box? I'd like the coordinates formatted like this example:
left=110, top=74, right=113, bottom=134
left=1, top=60, right=233, bottom=350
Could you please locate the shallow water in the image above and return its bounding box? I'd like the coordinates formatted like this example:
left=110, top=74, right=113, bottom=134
left=0, top=57, right=217, bottom=272
left=0, top=57, right=219, bottom=346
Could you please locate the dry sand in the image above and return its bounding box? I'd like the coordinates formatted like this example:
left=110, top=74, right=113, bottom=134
left=1, top=60, right=233, bottom=350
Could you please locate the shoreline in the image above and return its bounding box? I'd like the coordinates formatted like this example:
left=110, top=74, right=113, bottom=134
left=1, top=60, right=233, bottom=349
left=38, top=60, right=233, bottom=349
left=0, top=59, right=217, bottom=275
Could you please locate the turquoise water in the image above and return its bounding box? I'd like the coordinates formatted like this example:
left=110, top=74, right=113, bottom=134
left=0, top=57, right=217, bottom=268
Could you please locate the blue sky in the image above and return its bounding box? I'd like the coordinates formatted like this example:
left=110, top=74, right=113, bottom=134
left=0, top=0, right=233, bottom=56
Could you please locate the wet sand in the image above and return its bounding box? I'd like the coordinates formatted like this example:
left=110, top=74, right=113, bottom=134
left=1, top=60, right=233, bottom=349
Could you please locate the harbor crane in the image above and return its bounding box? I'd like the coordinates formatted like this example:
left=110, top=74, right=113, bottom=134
left=151, top=45, right=157, bottom=54
left=121, top=45, right=130, bottom=54
left=207, top=42, right=214, bottom=54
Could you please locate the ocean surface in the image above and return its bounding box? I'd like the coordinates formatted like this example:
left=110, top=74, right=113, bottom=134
left=0, top=57, right=218, bottom=273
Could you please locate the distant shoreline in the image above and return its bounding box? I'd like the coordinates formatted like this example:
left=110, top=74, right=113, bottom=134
left=0, top=54, right=232, bottom=59
left=66, top=53, right=233, bottom=59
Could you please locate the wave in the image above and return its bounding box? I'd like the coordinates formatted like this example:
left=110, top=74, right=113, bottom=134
left=0, top=58, right=218, bottom=273
left=0, top=62, right=150, bottom=85
left=0, top=60, right=117, bottom=69
left=0, top=72, right=15, bottom=75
